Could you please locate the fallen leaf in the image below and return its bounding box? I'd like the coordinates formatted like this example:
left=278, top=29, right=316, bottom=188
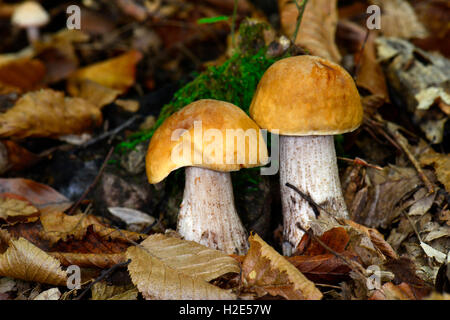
left=49, top=252, right=125, bottom=269
left=345, top=219, right=399, bottom=260
left=420, top=242, right=447, bottom=264
left=132, top=234, right=240, bottom=282
left=91, top=282, right=137, bottom=300
left=0, top=58, right=46, bottom=94
left=349, top=165, right=427, bottom=230
left=419, top=148, right=450, bottom=192
left=126, top=234, right=236, bottom=300
left=0, top=178, right=69, bottom=207
left=279, top=0, right=341, bottom=62
left=33, top=288, right=61, bottom=300
left=67, top=50, right=143, bottom=96
left=33, top=30, right=89, bottom=84
left=108, top=207, right=156, bottom=233
left=288, top=253, right=357, bottom=284
left=74, top=79, right=121, bottom=109
left=115, top=99, right=140, bottom=113
left=297, top=227, right=349, bottom=256
left=371, top=0, right=428, bottom=39
left=0, top=238, right=67, bottom=286
left=369, top=282, right=417, bottom=300
left=336, top=21, right=389, bottom=100
left=241, top=233, right=322, bottom=300
left=0, top=140, right=39, bottom=174
left=0, top=89, right=102, bottom=139
left=0, top=196, right=39, bottom=222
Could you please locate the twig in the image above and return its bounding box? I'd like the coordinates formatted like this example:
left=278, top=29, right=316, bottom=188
left=81, top=115, right=140, bottom=148
left=67, top=147, right=114, bottom=215
left=337, top=157, right=383, bottom=171
left=386, top=123, right=435, bottom=194
left=74, top=259, right=131, bottom=300
left=295, top=222, right=367, bottom=278
left=291, top=0, right=308, bottom=44
left=285, top=183, right=321, bottom=218
left=231, top=0, right=238, bottom=48
left=353, top=28, right=370, bottom=81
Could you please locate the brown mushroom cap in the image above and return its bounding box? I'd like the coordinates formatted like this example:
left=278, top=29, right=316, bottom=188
left=146, top=99, right=269, bottom=184
left=12, top=1, right=49, bottom=28
left=249, top=55, right=363, bottom=136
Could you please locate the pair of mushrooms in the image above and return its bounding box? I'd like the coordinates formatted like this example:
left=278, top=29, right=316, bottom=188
left=146, top=55, right=363, bottom=256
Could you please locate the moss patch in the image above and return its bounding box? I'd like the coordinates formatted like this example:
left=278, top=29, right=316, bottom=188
left=116, top=21, right=283, bottom=153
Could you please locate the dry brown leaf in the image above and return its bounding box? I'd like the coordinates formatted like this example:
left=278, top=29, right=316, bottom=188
left=0, top=140, right=39, bottom=174
left=419, top=148, right=450, bottom=192
left=67, top=50, right=143, bottom=96
left=115, top=99, right=140, bottom=113
left=91, top=282, right=137, bottom=300
left=337, top=21, right=389, bottom=100
left=288, top=253, right=356, bottom=284
left=241, top=233, right=322, bottom=300
left=345, top=219, right=398, bottom=260
left=369, top=282, right=417, bottom=300
left=279, top=0, right=341, bottom=62
left=371, top=0, right=428, bottom=39
left=0, top=238, right=67, bottom=286
left=137, top=234, right=241, bottom=282
left=50, top=252, right=125, bottom=269
left=39, top=211, right=108, bottom=246
left=0, top=58, right=46, bottom=94
left=0, top=89, right=102, bottom=139
left=75, top=79, right=121, bottom=109
left=33, top=30, right=89, bottom=84
left=126, top=238, right=236, bottom=300
left=0, top=197, right=39, bottom=222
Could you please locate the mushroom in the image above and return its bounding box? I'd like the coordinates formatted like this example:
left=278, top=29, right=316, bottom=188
left=12, top=1, right=49, bottom=44
left=146, top=99, right=268, bottom=254
left=250, top=55, right=363, bottom=256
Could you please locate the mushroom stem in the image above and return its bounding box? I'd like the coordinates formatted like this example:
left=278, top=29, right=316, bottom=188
left=280, top=135, right=349, bottom=256
left=177, top=166, right=249, bottom=254
left=26, top=26, right=39, bottom=43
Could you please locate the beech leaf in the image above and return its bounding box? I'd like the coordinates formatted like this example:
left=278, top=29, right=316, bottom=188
left=0, top=238, right=67, bottom=286
left=126, top=234, right=238, bottom=300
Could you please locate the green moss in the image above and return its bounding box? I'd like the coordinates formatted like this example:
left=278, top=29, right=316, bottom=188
left=116, top=20, right=283, bottom=154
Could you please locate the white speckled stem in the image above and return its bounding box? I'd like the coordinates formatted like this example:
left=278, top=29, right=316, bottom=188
left=177, top=166, right=249, bottom=254
left=280, top=135, right=349, bottom=256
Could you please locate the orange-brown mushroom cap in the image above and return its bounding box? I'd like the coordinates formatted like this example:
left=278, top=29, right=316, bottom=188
left=146, top=99, right=269, bottom=184
left=249, top=55, right=363, bottom=136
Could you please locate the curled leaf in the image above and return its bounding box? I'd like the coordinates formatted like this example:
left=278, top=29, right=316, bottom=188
left=241, top=233, right=322, bottom=300
left=0, top=238, right=67, bottom=286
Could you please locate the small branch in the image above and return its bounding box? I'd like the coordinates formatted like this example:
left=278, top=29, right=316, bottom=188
left=295, top=222, right=367, bottom=278
left=285, top=183, right=321, bottom=218
left=353, top=28, right=370, bottom=81
left=74, top=259, right=131, bottom=300
left=337, top=156, right=383, bottom=171
left=231, top=0, right=238, bottom=49
left=81, top=115, right=140, bottom=148
left=291, top=0, right=308, bottom=44
left=386, top=123, right=435, bottom=194
left=67, top=147, right=114, bottom=215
